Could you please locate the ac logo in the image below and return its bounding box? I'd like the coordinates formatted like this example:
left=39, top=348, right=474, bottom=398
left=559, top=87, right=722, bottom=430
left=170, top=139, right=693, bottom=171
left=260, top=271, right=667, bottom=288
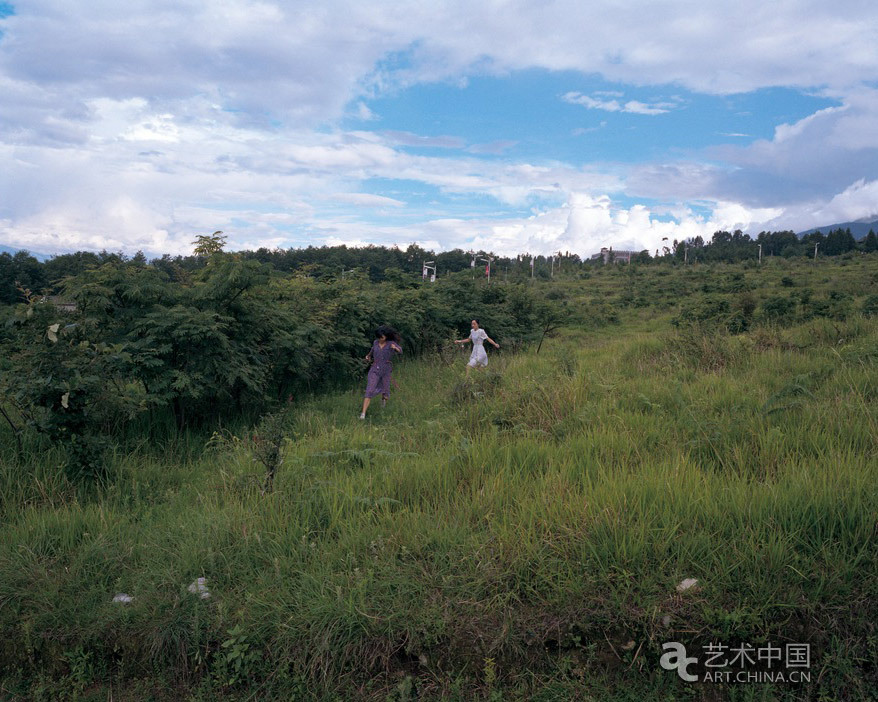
left=660, top=642, right=699, bottom=681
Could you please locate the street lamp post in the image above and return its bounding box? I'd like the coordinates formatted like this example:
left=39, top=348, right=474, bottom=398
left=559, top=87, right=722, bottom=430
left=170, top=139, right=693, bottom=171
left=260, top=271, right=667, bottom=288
left=478, top=256, right=493, bottom=283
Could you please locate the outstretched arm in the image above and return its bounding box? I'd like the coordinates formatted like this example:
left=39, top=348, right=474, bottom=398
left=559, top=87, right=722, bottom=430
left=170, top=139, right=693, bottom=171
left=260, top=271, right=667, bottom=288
left=485, top=335, right=500, bottom=348
left=454, top=337, right=472, bottom=344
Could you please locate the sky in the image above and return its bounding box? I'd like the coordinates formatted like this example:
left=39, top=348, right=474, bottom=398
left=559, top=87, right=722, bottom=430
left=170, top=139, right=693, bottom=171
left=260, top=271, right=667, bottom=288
left=1, top=0, right=877, bottom=259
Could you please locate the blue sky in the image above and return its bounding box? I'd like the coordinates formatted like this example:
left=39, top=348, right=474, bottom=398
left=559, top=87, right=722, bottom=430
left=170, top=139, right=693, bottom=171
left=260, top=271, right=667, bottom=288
left=1, top=1, right=877, bottom=257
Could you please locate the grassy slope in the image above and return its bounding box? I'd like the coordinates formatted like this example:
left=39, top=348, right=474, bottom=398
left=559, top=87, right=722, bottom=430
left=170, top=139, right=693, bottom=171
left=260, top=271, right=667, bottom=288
left=1, top=257, right=877, bottom=700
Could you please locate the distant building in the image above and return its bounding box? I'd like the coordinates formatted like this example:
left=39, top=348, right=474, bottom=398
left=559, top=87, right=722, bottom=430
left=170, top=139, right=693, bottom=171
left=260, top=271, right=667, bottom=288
left=40, top=296, right=77, bottom=313
left=590, top=247, right=641, bottom=264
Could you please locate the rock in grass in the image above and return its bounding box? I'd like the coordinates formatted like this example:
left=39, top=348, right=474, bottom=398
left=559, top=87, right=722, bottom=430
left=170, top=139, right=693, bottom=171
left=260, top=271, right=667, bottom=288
left=676, top=578, right=699, bottom=593
left=187, top=577, right=211, bottom=599
left=112, top=593, right=134, bottom=604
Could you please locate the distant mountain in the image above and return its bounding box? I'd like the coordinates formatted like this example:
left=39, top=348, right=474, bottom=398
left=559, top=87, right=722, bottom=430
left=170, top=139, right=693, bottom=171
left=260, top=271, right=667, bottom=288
left=0, top=244, right=52, bottom=261
left=798, top=218, right=878, bottom=240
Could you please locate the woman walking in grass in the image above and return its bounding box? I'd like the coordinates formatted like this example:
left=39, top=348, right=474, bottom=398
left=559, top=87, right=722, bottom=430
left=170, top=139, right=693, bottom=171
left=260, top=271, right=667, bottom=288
left=360, top=325, right=402, bottom=419
left=455, top=319, right=499, bottom=374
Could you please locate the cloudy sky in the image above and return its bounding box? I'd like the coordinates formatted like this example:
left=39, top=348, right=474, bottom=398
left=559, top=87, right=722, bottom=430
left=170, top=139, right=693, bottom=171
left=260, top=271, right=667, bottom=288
left=1, top=0, right=877, bottom=258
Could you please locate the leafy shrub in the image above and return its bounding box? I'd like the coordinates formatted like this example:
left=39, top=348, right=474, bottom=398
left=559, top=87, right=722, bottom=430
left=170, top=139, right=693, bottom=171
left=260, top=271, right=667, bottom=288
left=1, top=260, right=556, bottom=453
left=802, top=291, right=852, bottom=321
left=251, top=411, right=294, bottom=494
left=0, top=302, right=140, bottom=482
left=759, top=295, right=795, bottom=324
left=672, top=294, right=750, bottom=333
left=796, top=287, right=814, bottom=305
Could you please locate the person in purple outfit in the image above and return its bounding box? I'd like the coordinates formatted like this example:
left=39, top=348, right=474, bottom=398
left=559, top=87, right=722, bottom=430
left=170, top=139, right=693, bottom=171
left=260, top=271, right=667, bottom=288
left=360, top=325, right=402, bottom=419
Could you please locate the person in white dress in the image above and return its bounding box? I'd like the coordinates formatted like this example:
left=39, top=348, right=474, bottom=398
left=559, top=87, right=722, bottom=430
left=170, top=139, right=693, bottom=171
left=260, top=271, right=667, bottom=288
left=454, top=319, right=499, bottom=374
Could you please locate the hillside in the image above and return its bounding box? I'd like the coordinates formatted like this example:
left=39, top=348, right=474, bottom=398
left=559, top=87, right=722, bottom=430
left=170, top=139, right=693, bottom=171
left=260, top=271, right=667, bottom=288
left=0, top=244, right=51, bottom=260
left=798, top=217, right=878, bottom=239
left=1, top=255, right=877, bottom=700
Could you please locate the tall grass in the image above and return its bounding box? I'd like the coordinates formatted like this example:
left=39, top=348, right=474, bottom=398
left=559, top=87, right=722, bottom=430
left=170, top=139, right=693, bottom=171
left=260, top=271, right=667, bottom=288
left=1, top=257, right=876, bottom=700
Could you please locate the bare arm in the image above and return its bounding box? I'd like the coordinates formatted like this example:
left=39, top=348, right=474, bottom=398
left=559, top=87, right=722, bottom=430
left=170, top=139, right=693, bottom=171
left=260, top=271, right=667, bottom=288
left=485, top=335, right=499, bottom=348
left=455, top=337, right=471, bottom=344
left=391, top=342, right=402, bottom=354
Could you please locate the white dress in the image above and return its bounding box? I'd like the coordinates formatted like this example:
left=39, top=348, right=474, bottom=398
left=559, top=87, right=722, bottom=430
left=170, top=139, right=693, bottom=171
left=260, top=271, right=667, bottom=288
left=467, top=328, right=489, bottom=367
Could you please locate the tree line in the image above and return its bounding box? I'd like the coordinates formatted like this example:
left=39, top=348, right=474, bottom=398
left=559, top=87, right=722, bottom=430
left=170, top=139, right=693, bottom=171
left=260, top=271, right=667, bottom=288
left=3, top=228, right=876, bottom=306
left=665, top=227, right=876, bottom=263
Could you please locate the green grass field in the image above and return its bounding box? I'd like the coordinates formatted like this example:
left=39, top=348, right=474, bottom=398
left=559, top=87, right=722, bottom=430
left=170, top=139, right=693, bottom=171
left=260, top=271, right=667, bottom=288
left=2, top=256, right=877, bottom=700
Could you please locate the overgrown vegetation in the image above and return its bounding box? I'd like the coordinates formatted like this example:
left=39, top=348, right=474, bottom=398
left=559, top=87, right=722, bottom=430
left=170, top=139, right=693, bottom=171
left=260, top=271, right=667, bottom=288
left=1, top=251, right=876, bottom=700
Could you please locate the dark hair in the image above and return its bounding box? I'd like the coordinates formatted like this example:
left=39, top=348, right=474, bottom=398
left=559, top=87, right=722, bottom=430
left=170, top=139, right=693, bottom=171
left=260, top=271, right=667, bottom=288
left=471, top=318, right=480, bottom=325
left=375, top=325, right=401, bottom=343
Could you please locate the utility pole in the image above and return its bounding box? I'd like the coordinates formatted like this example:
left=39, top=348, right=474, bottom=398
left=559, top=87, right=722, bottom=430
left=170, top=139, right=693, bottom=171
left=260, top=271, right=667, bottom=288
left=814, top=242, right=819, bottom=261
left=468, top=250, right=476, bottom=279
left=758, top=243, right=762, bottom=264
left=478, top=255, right=493, bottom=283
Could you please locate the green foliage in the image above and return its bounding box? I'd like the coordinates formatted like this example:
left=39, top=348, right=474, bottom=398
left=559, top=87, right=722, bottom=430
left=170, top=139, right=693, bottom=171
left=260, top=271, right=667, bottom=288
left=2, top=252, right=877, bottom=699
left=759, top=294, right=795, bottom=324
left=672, top=294, right=745, bottom=333
left=1, top=300, right=141, bottom=481
left=0, top=256, right=555, bottom=480
left=191, top=230, right=227, bottom=257
left=0, top=251, right=47, bottom=304
left=212, top=624, right=262, bottom=689
left=251, top=411, right=294, bottom=494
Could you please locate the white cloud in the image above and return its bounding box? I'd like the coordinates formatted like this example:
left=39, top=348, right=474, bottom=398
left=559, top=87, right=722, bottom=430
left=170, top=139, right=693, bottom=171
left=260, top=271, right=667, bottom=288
left=382, top=131, right=466, bottom=149
left=2, top=0, right=878, bottom=257
left=563, top=92, right=623, bottom=112
left=356, top=101, right=377, bottom=120
left=332, top=193, right=405, bottom=208
left=562, top=91, right=678, bottom=115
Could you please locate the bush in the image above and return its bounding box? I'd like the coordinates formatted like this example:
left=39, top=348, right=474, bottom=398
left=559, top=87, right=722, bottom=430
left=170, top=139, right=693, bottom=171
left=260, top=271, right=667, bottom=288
left=759, top=295, right=795, bottom=324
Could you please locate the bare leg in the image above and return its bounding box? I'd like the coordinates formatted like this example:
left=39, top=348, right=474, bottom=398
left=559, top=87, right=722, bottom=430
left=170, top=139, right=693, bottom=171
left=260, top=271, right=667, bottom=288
left=360, top=397, right=371, bottom=417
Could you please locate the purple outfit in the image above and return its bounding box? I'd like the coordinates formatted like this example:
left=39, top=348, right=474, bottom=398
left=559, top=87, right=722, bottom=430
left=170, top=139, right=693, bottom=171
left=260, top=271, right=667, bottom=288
left=364, top=340, right=401, bottom=398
